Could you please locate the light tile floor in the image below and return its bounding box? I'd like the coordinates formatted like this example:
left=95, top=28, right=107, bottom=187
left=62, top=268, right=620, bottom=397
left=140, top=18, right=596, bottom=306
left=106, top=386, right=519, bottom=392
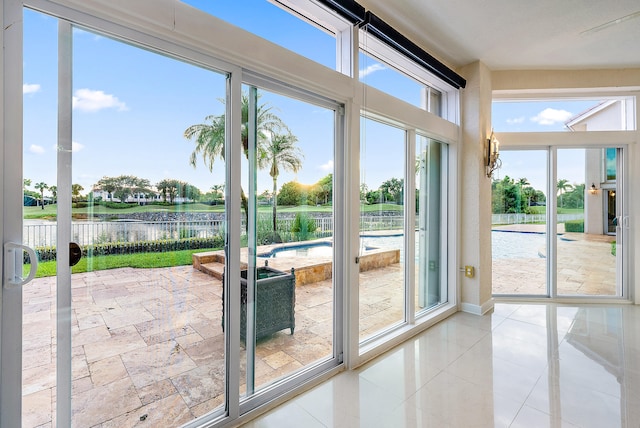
left=244, top=303, right=640, bottom=428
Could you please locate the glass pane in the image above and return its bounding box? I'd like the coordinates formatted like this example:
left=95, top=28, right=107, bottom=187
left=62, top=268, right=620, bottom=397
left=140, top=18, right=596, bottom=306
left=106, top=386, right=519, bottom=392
left=359, top=51, right=441, bottom=114
left=181, top=0, right=336, bottom=70
left=558, top=149, right=618, bottom=296
left=22, top=9, right=59, bottom=427
left=70, top=28, right=228, bottom=425
left=492, top=150, right=548, bottom=295
left=605, top=148, right=616, bottom=181
left=359, top=117, right=406, bottom=342
left=241, top=85, right=335, bottom=398
left=491, top=100, right=604, bottom=132
left=415, top=136, right=447, bottom=315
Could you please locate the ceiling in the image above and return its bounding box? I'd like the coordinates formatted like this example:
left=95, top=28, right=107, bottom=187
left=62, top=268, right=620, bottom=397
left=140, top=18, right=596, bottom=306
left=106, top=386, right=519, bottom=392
left=358, top=0, right=640, bottom=71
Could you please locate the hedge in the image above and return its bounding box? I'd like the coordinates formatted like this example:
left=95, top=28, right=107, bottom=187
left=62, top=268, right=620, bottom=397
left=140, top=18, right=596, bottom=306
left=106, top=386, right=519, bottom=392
left=564, top=220, right=584, bottom=233
left=30, top=236, right=224, bottom=263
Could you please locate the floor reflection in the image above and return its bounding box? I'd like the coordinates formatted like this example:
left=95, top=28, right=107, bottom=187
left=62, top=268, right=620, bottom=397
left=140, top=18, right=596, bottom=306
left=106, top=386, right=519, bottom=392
left=247, top=303, right=640, bottom=428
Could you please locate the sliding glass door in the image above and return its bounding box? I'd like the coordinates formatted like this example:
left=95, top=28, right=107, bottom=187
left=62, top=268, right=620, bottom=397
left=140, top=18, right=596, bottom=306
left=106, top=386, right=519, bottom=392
left=7, top=6, right=343, bottom=427
left=240, top=82, right=341, bottom=407
left=492, top=147, right=626, bottom=298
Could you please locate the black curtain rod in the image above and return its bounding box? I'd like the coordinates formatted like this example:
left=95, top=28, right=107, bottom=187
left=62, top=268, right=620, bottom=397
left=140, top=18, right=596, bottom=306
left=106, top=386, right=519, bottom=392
left=360, top=11, right=466, bottom=89
left=316, top=0, right=366, bottom=24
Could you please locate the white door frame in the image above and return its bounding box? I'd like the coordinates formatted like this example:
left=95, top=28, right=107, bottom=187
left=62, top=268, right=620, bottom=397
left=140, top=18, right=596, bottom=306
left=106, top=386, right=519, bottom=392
left=1, top=1, right=28, bottom=426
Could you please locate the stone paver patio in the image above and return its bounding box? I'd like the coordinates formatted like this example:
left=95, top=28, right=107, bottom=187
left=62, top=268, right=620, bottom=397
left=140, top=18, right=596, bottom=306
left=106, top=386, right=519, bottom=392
left=22, top=262, right=406, bottom=427
left=493, top=226, right=617, bottom=295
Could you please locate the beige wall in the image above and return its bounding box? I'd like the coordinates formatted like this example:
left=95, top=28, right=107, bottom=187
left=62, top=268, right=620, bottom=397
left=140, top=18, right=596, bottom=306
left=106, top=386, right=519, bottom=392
left=458, top=61, right=494, bottom=314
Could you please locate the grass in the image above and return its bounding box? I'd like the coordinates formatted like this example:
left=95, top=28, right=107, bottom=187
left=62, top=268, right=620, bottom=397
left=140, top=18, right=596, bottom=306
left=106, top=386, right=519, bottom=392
left=24, top=203, right=225, bottom=219
left=24, top=202, right=401, bottom=220
left=26, top=247, right=219, bottom=278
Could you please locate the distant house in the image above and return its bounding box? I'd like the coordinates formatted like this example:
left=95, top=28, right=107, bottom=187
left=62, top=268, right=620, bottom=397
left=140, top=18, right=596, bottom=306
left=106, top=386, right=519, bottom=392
left=565, top=99, right=633, bottom=235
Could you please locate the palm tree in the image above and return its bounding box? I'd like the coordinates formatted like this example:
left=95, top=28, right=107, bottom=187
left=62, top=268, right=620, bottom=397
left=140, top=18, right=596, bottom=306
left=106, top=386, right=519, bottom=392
left=517, top=177, right=530, bottom=210
left=34, top=182, right=48, bottom=209
left=48, top=185, right=57, bottom=204
left=259, top=131, right=303, bottom=238
left=210, top=184, right=225, bottom=199
left=556, top=178, right=573, bottom=209
left=184, top=91, right=288, bottom=225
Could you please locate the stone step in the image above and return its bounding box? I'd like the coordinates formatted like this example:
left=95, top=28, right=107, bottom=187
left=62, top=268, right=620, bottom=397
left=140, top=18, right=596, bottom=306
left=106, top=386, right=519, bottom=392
left=200, top=261, right=225, bottom=280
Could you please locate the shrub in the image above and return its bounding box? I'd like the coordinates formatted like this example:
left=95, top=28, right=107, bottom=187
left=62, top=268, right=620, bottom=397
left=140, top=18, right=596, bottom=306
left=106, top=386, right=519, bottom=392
left=291, top=213, right=316, bottom=241
left=105, top=202, right=134, bottom=209
left=611, top=241, right=616, bottom=256
left=31, top=235, right=225, bottom=262
left=564, top=220, right=584, bottom=233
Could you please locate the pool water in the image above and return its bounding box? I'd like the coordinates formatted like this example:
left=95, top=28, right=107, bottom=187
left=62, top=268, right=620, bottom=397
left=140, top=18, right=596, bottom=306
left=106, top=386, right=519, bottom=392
left=258, top=243, right=333, bottom=258
left=257, top=232, right=544, bottom=261
left=492, top=231, right=546, bottom=259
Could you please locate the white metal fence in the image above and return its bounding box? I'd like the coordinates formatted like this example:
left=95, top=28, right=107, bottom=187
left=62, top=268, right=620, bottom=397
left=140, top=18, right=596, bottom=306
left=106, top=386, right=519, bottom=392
left=23, top=217, right=336, bottom=248
left=491, top=213, right=584, bottom=225
left=24, top=213, right=585, bottom=248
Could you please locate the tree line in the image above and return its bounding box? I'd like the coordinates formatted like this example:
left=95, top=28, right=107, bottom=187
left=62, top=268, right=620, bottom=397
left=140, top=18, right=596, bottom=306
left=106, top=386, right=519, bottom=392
left=492, top=175, right=585, bottom=214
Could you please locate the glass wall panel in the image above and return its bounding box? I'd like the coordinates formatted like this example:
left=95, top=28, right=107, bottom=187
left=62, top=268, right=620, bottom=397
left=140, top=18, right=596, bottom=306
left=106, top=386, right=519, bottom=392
left=181, top=0, right=336, bottom=70
left=70, top=26, right=228, bottom=426
left=358, top=51, right=442, bottom=114
left=22, top=9, right=59, bottom=427
left=359, top=117, right=406, bottom=341
left=492, top=99, right=635, bottom=132
left=241, top=85, right=336, bottom=398
left=557, top=148, right=618, bottom=296
left=491, top=150, right=548, bottom=295
left=415, top=136, right=447, bottom=315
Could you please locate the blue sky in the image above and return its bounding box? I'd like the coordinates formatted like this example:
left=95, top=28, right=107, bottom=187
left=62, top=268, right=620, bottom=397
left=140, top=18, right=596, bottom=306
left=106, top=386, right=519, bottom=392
left=492, top=100, right=601, bottom=192
left=22, top=2, right=601, bottom=198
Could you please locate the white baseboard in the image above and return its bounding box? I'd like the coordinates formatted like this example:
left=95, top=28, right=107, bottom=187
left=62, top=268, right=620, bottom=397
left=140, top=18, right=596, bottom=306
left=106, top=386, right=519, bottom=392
left=460, top=299, right=494, bottom=315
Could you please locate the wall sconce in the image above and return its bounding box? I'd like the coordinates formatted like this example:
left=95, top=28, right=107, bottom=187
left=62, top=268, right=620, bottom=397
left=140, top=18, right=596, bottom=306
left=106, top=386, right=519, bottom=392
left=589, top=183, right=598, bottom=195
left=485, top=130, right=501, bottom=178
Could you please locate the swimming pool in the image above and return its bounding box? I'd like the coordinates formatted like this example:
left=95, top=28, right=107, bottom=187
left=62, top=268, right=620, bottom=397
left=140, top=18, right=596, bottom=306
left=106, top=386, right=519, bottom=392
left=258, top=242, right=333, bottom=258
left=492, top=231, right=546, bottom=259
left=258, top=231, right=544, bottom=261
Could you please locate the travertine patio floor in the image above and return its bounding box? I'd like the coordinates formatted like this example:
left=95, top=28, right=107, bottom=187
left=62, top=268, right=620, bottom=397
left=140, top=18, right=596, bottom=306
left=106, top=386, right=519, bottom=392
left=493, top=227, right=617, bottom=295
left=22, top=263, right=405, bottom=427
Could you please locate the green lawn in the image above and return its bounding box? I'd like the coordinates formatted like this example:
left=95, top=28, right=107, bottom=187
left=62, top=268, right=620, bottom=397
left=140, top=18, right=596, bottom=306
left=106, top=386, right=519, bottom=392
left=24, top=203, right=225, bottom=219
left=24, top=202, right=401, bottom=220
left=26, top=247, right=218, bottom=278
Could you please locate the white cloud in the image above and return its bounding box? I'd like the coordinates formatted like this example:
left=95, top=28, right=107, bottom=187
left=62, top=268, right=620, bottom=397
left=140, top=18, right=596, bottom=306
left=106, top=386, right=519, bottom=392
left=530, top=108, right=573, bottom=125
left=72, top=88, right=128, bottom=112
left=52, top=141, right=85, bottom=152
left=506, top=116, right=525, bottom=124
left=29, top=144, right=45, bottom=154
left=359, top=64, right=385, bottom=79
left=72, top=141, right=85, bottom=152
left=23, top=83, right=41, bottom=94
left=319, top=160, right=334, bottom=171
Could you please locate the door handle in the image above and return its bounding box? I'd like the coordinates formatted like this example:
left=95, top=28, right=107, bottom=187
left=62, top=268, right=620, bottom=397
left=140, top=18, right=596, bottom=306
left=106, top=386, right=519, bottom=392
left=3, top=242, right=38, bottom=288
left=69, top=242, right=82, bottom=266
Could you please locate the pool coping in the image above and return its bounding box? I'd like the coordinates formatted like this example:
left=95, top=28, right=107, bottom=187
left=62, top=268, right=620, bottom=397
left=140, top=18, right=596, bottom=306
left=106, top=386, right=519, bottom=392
left=192, top=238, right=400, bottom=286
